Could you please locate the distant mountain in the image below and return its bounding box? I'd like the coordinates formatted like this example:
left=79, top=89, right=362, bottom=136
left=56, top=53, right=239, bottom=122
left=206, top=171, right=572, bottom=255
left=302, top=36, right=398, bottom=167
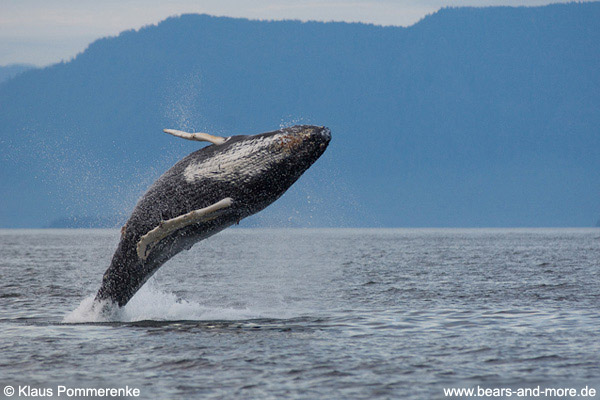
left=0, top=64, right=35, bottom=84
left=1, top=3, right=599, bottom=227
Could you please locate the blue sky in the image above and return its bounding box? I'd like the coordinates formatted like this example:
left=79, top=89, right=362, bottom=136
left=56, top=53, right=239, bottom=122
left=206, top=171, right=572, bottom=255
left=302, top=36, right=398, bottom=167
left=0, top=0, right=595, bottom=66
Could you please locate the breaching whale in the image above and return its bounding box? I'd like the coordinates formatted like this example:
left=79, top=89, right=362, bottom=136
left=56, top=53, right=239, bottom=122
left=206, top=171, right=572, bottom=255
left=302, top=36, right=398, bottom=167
left=94, top=125, right=331, bottom=308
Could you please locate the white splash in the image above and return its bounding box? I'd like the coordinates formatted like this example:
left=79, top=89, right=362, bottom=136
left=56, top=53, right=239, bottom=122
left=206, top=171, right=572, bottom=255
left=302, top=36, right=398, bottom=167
left=63, top=281, right=293, bottom=323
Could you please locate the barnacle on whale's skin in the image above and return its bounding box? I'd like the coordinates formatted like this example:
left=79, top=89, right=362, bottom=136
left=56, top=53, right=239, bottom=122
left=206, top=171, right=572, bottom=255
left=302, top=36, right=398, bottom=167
left=271, top=126, right=324, bottom=154
left=274, top=134, right=304, bottom=153
left=94, top=125, right=331, bottom=309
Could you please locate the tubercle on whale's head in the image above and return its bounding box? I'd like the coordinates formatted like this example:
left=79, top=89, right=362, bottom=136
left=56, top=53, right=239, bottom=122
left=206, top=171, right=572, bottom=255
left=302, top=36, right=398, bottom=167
left=268, top=125, right=331, bottom=164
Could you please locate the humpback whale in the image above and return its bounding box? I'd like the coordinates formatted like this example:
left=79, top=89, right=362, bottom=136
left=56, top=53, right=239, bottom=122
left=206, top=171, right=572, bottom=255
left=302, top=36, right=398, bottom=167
left=94, top=125, right=331, bottom=308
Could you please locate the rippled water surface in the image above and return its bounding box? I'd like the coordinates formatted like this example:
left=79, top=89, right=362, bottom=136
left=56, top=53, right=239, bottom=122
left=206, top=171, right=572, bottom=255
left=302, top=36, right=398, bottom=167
left=0, top=229, right=599, bottom=399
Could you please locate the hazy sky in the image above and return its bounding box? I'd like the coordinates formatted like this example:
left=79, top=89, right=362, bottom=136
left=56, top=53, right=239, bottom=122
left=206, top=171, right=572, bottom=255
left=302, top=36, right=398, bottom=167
left=0, top=0, right=594, bottom=66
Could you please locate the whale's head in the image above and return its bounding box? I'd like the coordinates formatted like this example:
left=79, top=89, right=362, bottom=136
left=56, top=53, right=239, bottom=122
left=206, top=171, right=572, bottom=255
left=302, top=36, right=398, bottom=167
left=265, top=124, right=331, bottom=172
left=183, top=125, right=330, bottom=203
left=229, top=124, right=331, bottom=209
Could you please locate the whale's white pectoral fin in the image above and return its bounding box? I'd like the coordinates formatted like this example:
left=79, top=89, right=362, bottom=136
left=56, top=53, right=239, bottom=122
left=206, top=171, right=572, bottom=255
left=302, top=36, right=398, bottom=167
left=136, top=197, right=233, bottom=261
left=163, top=129, right=228, bottom=145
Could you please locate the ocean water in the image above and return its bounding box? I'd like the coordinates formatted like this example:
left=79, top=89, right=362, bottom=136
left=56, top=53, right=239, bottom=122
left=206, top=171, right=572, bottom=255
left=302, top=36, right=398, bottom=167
left=0, top=228, right=599, bottom=399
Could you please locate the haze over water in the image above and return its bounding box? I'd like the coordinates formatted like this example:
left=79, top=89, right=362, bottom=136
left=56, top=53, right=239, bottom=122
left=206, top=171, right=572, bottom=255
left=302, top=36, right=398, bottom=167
left=1, top=228, right=598, bottom=399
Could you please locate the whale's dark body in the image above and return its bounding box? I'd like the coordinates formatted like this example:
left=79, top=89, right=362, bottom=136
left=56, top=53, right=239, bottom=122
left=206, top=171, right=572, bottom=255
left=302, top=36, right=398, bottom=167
left=95, top=125, right=330, bottom=307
